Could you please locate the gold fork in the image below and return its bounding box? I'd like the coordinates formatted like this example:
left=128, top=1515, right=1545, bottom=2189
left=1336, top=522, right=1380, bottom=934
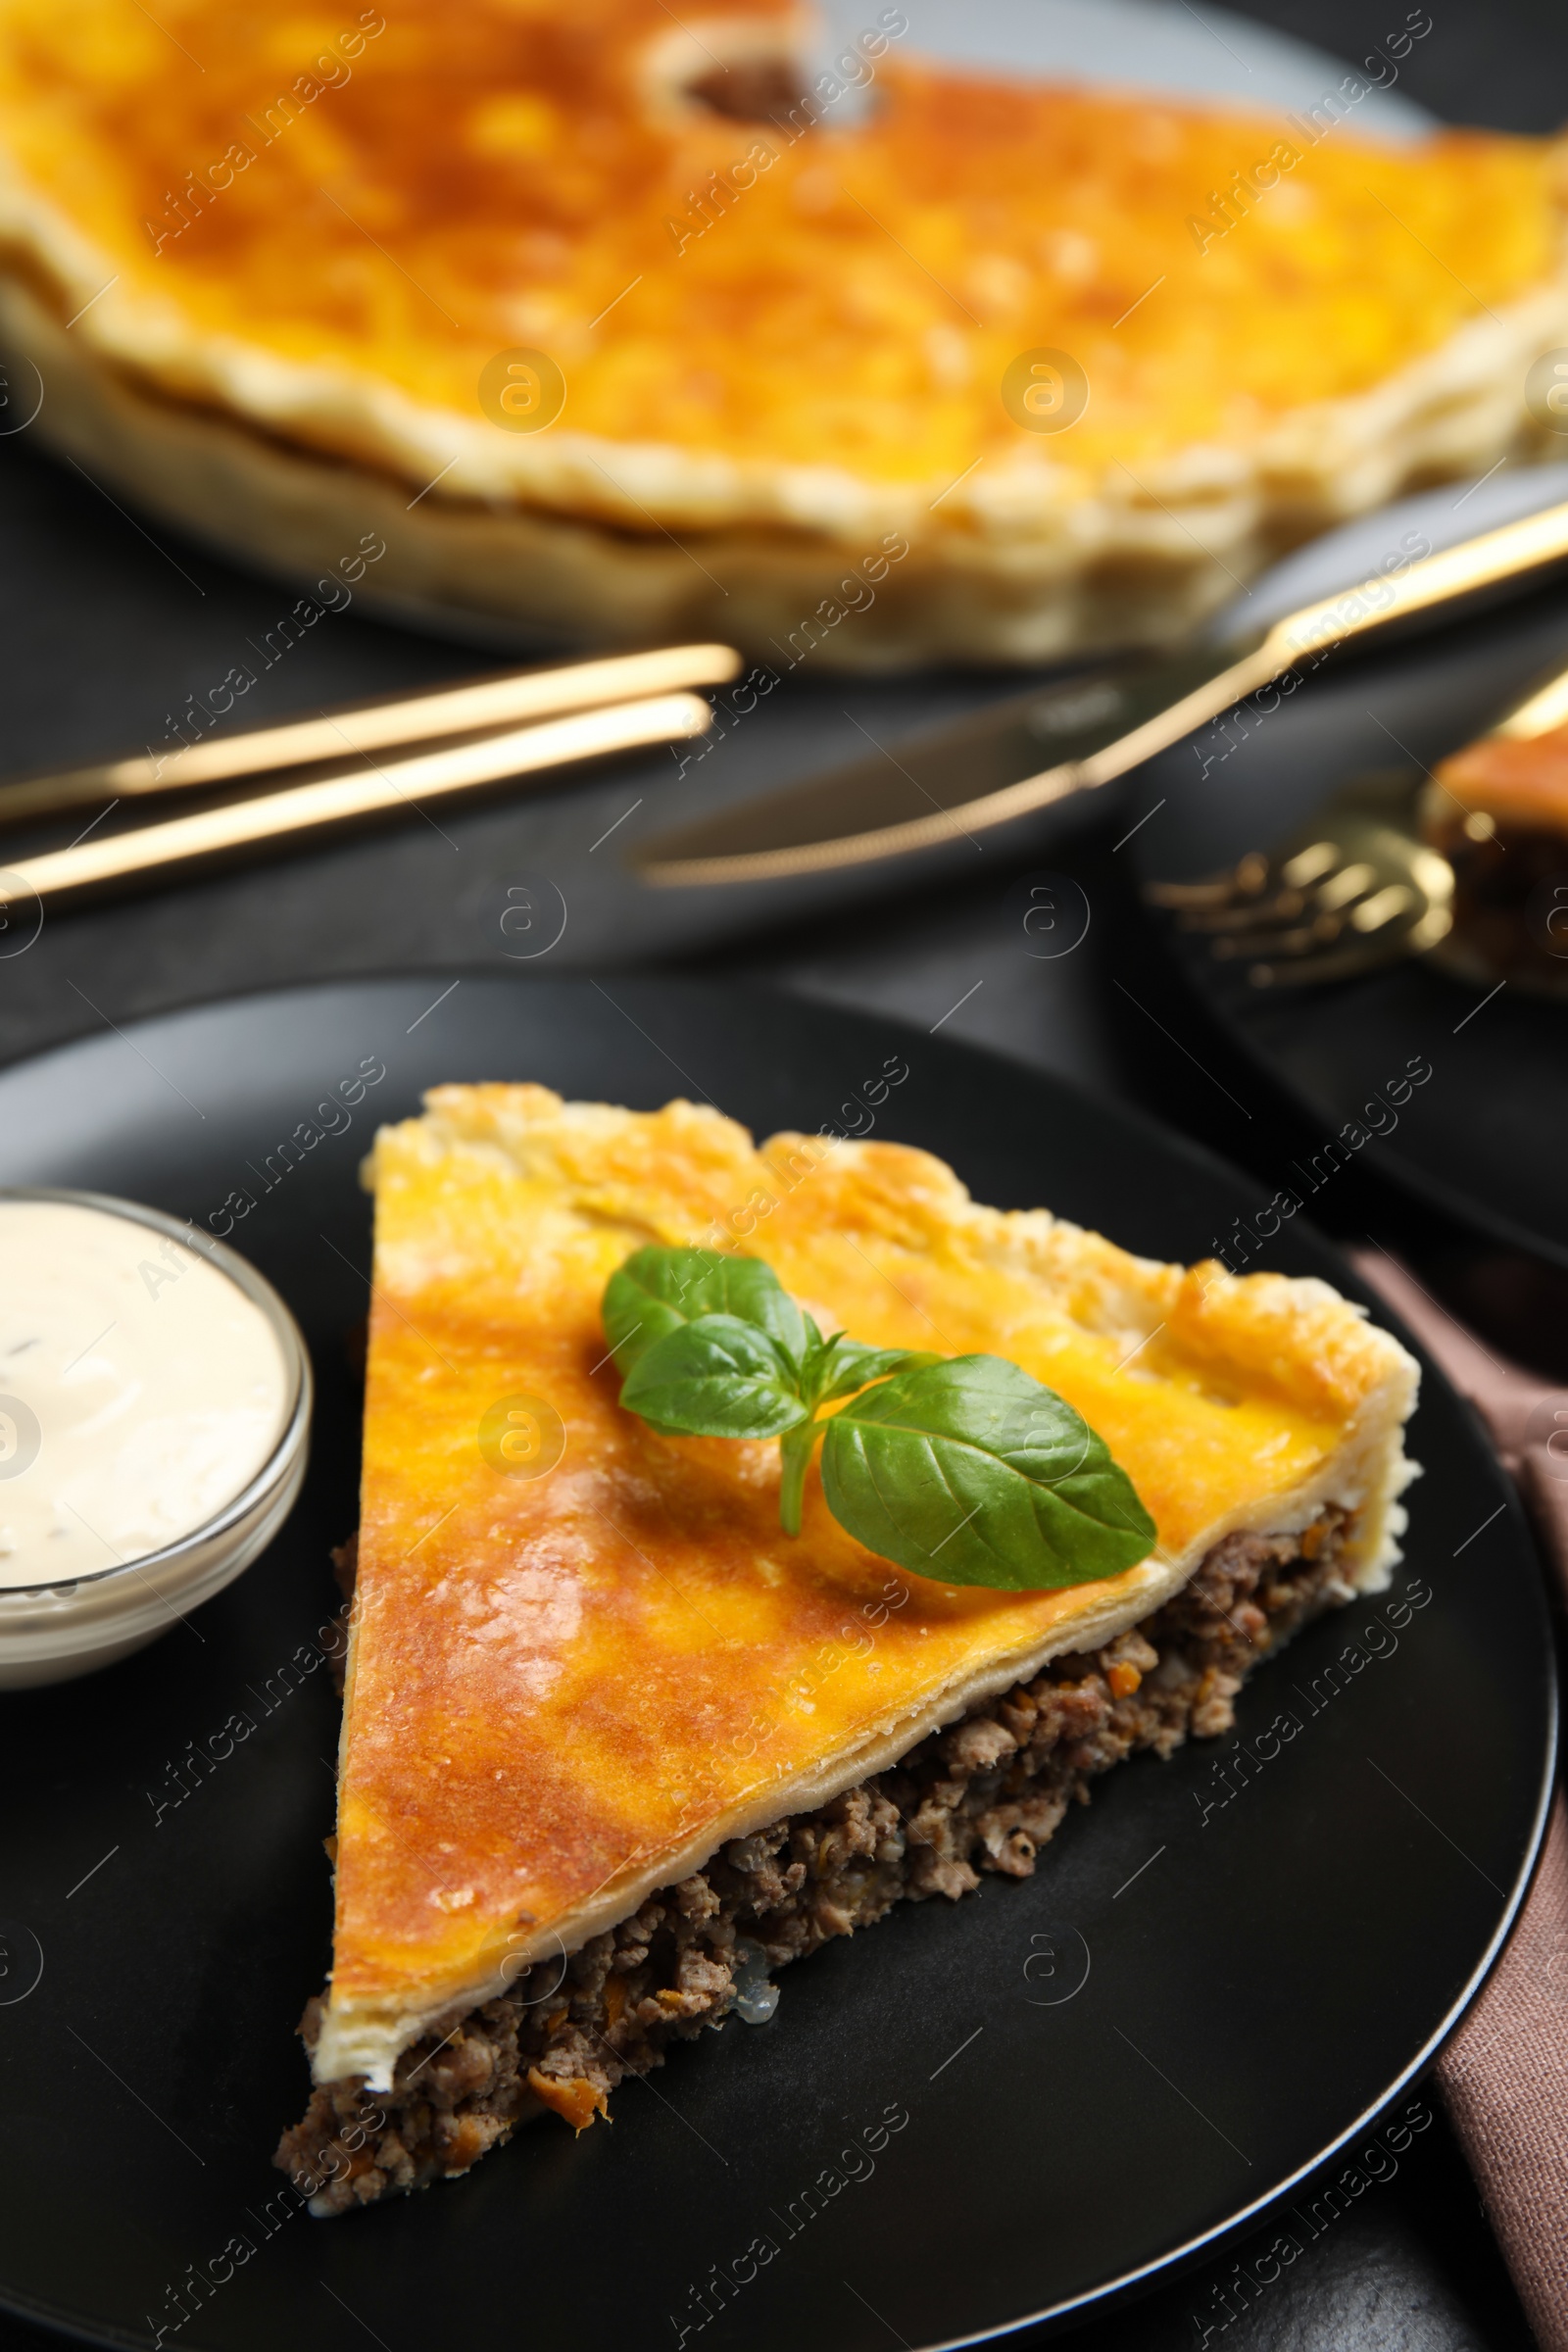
left=1145, top=771, right=1454, bottom=988
left=1146, top=650, right=1568, bottom=988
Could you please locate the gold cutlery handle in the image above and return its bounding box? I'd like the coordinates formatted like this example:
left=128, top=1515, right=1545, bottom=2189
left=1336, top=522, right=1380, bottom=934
left=0, top=692, right=710, bottom=906
left=0, top=643, right=740, bottom=825
left=1490, top=655, right=1568, bottom=740
left=1264, top=498, right=1568, bottom=666
left=1016, top=496, right=1568, bottom=808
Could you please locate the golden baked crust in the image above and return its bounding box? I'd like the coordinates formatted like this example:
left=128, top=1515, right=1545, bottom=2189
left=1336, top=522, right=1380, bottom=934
left=317, top=1083, right=1418, bottom=2087
left=0, top=1, right=1563, bottom=661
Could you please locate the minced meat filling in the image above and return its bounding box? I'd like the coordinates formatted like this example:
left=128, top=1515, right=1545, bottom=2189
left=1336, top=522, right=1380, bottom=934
left=277, top=1510, right=1353, bottom=2215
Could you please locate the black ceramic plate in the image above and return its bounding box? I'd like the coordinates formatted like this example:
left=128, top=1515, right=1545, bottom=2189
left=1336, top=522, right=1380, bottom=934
left=0, top=976, right=1551, bottom=2352
left=1125, top=571, right=1568, bottom=1275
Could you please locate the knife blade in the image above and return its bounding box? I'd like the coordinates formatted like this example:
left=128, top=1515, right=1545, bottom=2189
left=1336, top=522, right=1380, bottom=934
left=633, top=495, right=1568, bottom=888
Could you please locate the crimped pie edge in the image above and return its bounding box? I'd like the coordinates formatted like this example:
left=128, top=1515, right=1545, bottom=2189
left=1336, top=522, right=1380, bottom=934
left=1, top=138, right=1567, bottom=662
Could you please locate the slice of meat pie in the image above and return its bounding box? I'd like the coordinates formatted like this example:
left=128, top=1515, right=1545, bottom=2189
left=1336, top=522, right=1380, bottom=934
left=277, top=1085, right=1418, bottom=2213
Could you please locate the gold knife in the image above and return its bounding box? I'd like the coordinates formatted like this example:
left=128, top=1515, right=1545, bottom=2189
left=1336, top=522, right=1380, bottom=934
left=633, top=500, right=1568, bottom=887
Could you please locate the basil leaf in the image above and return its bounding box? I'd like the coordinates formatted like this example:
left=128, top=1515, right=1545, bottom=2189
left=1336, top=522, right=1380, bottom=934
left=603, top=1246, right=806, bottom=1378
left=820, top=1355, right=1155, bottom=1592
left=619, top=1314, right=810, bottom=1440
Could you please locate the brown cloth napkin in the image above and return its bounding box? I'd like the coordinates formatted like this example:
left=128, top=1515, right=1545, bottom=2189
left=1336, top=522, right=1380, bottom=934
left=1350, top=1250, right=1568, bottom=2350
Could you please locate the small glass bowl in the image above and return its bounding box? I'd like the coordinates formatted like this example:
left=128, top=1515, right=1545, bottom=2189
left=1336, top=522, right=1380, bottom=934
left=0, top=1189, right=312, bottom=1688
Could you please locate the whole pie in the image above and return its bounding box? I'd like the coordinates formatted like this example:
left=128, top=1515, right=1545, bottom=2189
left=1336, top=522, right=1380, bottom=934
left=2, top=0, right=1560, bottom=662
left=275, top=1083, right=1418, bottom=2212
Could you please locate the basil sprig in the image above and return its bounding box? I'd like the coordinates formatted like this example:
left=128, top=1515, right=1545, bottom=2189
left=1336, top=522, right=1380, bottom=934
left=602, top=1247, right=1154, bottom=1591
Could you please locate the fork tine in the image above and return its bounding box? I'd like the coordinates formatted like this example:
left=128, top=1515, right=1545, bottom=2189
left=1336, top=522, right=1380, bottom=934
left=1145, top=849, right=1270, bottom=909
left=1248, top=944, right=1394, bottom=987
left=1212, top=915, right=1343, bottom=959
left=1348, top=883, right=1415, bottom=932
left=1145, top=878, right=1235, bottom=909
left=1313, top=858, right=1379, bottom=912
left=1177, top=888, right=1306, bottom=934
left=1277, top=840, right=1341, bottom=889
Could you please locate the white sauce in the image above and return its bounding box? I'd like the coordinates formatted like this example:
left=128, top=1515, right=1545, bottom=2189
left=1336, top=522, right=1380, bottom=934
left=0, top=1200, right=289, bottom=1589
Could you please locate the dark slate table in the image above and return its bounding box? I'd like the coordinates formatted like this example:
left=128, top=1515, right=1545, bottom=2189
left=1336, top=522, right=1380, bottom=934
left=0, top=1, right=1559, bottom=2342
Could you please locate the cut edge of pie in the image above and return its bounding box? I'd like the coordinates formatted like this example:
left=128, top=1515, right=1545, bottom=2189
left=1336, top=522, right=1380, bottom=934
left=281, top=1495, right=1394, bottom=2209
left=303, top=1085, right=1421, bottom=2115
